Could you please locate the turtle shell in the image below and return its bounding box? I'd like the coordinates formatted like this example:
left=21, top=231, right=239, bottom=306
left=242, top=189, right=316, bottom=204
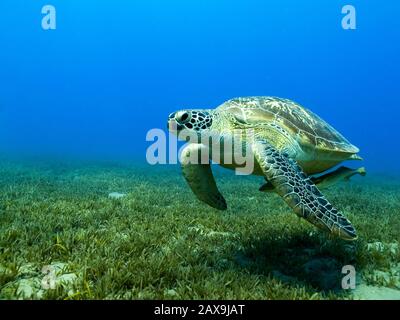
left=219, top=96, right=359, bottom=155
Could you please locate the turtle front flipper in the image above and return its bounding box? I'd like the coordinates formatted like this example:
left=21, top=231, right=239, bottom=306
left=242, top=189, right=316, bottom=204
left=180, top=144, right=227, bottom=210
left=252, top=139, right=357, bottom=240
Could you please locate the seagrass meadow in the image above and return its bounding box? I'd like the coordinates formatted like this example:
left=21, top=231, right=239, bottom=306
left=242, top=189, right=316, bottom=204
left=1, top=157, right=399, bottom=300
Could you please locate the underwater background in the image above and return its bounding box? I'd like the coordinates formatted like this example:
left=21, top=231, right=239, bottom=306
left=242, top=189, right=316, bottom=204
left=0, top=0, right=399, bottom=299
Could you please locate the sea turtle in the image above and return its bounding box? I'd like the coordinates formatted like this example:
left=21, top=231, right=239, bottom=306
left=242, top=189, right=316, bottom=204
left=167, top=97, right=365, bottom=240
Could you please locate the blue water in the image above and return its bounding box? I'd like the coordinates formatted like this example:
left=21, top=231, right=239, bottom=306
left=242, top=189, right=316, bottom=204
left=0, top=0, right=399, bottom=172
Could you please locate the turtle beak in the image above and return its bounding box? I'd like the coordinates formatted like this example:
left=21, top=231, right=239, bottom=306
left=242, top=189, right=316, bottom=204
left=168, top=112, right=176, bottom=120
left=167, top=112, right=175, bottom=131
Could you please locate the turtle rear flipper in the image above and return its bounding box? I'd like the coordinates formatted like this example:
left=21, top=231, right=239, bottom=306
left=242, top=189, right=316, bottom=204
left=180, top=144, right=227, bottom=210
left=258, top=166, right=367, bottom=191
left=312, top=166, right=366, bottom=189
left=252, top=139, right=357, bottom=240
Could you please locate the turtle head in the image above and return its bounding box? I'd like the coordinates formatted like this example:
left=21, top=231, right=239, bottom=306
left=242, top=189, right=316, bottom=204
left=167, top=110, right=213, bottom=136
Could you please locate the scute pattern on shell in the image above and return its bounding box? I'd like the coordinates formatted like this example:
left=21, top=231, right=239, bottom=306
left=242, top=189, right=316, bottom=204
left=220, top=96, right=359, bottom=154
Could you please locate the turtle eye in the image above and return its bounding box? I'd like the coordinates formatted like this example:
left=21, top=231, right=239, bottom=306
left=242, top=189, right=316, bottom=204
left=176, top=111, right=190, bottom=124
left=180, top=112, right=189, bottom=122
